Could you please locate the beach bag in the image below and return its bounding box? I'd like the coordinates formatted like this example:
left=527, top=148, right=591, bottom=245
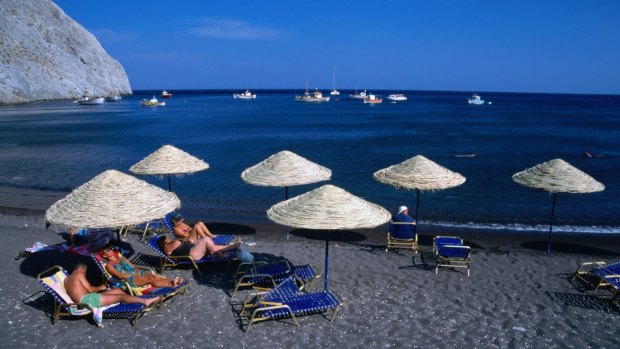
left=237, top=248, right=254, bottom=263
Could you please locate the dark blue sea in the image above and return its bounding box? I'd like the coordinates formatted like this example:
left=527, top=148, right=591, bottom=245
left=1, top=90, right=619, bottom=234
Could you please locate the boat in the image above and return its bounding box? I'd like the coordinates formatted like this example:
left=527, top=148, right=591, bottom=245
left=363, top=94, right=382, bottom=104
left=330, top=66, right=340, bottom=96
left=295, top=82, right=330, bottom=102
left=233, top=90, right=256, bottom=99
left=140, top=96, right=166, bottom=106
left=76, top=96, right=104, bottom=105
left=387, top=93, right=407, bottom=102
left=468, top=94, right=484, bottom=105
left=105, top=95, right=122, bottom=101
left=161, top=90, right=172, bottom=98
left=349, top=89, right=367, bottom=99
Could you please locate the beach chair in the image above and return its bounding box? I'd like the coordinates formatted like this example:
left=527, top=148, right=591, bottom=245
left=386, top=221, right=418, bottom=252
left=433, top=236, right=471, bottom=277
left=120, top=220, right=166, bottom=241
left=232, top=259, right=319, bottom=296
left=162, top=211, right=236, bottom=245
left=145, top=235, right=237, bottom=274
left=37, top=265, right=153, bottom=327
left=572, top=260, right=620, bottom=298
left=242, top=275, right=342, bottom=332
left=91, top=249, right=189, bottom=302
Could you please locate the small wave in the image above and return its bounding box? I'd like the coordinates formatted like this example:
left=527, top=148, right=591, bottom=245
left=427, top=220, right=620, bottom=234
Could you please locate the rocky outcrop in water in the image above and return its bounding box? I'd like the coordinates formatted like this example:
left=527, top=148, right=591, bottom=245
left=0, top=0, right=132, bottom=105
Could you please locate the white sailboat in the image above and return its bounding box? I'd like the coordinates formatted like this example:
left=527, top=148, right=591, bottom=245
left=296, top=81, right=330, bottom=102
left=330, top=66, right=340, bottom=96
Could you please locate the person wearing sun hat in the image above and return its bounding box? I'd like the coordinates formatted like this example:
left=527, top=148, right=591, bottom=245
left=392, top=205, right=414, bottom=223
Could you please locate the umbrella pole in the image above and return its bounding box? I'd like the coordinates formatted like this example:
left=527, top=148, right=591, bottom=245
left=324, top=230, right=330, bottom=290
left=547, top=193, right=557, bottom=253
left=168, top=174, right=172, bottom=192
left=414, top=189, right=420, bottom=233
left=285, top=187, right=289, bottom=240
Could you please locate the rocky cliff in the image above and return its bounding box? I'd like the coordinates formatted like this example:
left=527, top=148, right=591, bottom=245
left=0, top=0, right=132, bottom=104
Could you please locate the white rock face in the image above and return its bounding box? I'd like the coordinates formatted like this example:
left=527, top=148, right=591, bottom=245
left=0, top=0, right=132, bottom=105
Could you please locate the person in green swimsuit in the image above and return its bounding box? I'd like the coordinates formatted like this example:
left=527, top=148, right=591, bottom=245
left=64, top=263, right=160, bottom=308
left=101, top=245, right=183, bottom=288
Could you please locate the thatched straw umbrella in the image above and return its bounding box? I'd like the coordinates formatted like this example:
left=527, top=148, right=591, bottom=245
left=45, top=170, right=181, bottom=229
left=267, top=184, right=391, bottom=289
left=242, top=150, right=332, bottom=239
left=129, top=145, right=210, bottom=191
left=512, top=159, right=604, bottom=253
left=373, top=155, right=466, bottom=231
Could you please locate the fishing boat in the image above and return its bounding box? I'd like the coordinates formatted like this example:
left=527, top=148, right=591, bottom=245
left=105, top=95, right=122, bottom=101
left=161, top=90, right=172, bottom=98
left=140, top=96, right=166, bottom=106
left=233, top=90, right=256, bottom=99
left=76, top=96, right=104, bottom=105
left=295, top=82, right=330, bottom=102
left=363, top=94, right=382, bottom=104
left=349, top=89, right=367, bottom=99
left=387, top=93, right=407, bottom=102
left=330, top=66, right=340, bottom=96
left=468, top=94, right=484, bottom=105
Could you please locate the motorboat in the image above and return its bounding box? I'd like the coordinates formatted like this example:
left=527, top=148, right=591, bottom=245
left=233, top=90, right=256, bottom=99
left=161, top=90, right=172, bottom=98
left=140, top=96, right=166, bottom=106
left=295, top=82, right=330, bottom=102
left=387, top=93, right=407, bottom=102
left=330, top=66, right=340, bottom=96
left=468, top=94, right=484, bottom=105
left=363, top=94, right=382, bottom=104
left=349, top=89, right=367, bottom=99
left=105, top=95, right=122, bottom=101
left=76, top=96, right=104, bottom=105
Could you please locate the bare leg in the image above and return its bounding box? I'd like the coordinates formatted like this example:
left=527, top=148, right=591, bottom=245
left=100, top=290, right=160, bottom=307
left=194, top=221, right=216, bottom=238
left=132, top=274, right=175, bottom=288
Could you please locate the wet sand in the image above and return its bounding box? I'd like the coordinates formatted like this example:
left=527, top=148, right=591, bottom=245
left=2, top=208, right=620, bottom=348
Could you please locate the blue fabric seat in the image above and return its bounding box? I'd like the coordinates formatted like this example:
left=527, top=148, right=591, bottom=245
left=146, top=235, right=237, bottom=274
left=243, top=276, right=342, bottom=332
left=232, top=260, right=319, bottom=296
left=386, top=221, right=418, bottom=252
left=433, top=236, right=471, bottom=276
left=573, top=260, right=620, bottom=299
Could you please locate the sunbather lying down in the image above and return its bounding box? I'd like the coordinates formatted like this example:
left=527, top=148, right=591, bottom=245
left=101, top=244, right=184, bottom=288
left=157, top=235, right=241, bottom=260
left=64, top=263, right=160, bottom=308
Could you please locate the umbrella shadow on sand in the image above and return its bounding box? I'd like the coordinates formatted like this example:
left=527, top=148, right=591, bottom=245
left=290, top=228, right=367, bottom=243
left=207, top=223, right=257, bottom=237
left=545, top=291, right=620, bottom=314
left=19, top=249, right=103, bottom=284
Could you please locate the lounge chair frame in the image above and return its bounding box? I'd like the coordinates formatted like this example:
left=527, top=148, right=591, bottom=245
left=37, top=265, right=152, bottom=327
left=433, top=236, right=471, bottom=277
left=386, top=221, right=418, bottom=252
left=232, top=260, right=320, bottom=296
left=241, top=275, right=343, bottom=332
left=572, top=261, right=620, bottom=299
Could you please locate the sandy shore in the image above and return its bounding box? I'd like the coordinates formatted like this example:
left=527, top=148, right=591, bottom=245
left=2, top=210, right=620, bottom=348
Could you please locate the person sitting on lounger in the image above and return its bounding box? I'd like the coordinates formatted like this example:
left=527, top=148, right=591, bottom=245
left=100, top=244, right=184, bottom=288
left=64, top=263, right=160, bottom=308
left=157, top=235, right=241, bottom=260
left=393, top=205, right=414, bottom=223
left=171, top=214, right=217, bottom=243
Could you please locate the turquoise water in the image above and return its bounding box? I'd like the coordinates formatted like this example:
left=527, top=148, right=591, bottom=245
left=0, top=90, right=618, bottom=233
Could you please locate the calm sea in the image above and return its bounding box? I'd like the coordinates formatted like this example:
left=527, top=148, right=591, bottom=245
left=1, top=90, right=619, bottom=233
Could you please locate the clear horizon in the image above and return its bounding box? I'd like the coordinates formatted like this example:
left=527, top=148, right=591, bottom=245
left=55, top=0, right=620, bottom=95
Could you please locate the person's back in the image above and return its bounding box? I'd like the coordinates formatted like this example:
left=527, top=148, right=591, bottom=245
left=392, top=205, right=414, bottom=223
left=64, top=264, right=89, bottom=304
left=390, top=205, right=415, bottom=238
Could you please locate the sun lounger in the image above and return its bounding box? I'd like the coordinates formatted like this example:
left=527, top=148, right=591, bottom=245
left=145, top=235, right=237, bottom=274
left=161, top=212, right=236, bottom=245
left=37, top=265, right=153, bottom=327
left=242, top=275, right=342, bottom=332
left=91, top=249, right=189, bottom=302
left=120, top=220, right=165, bottom=241
left=572, top=260, right=620, bottom=299
left=433, top=236, right=471, bottom=277
left=386, top=221, right=418, bottom=252
left=232, top=259, right=319, bottom=296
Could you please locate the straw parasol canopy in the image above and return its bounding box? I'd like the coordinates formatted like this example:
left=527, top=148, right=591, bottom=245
left=512, top=158, right=604, bottom=252
left=373, top=155, right=466, bottom=230
left=241, top=150, right=331, bottom=187
left=268, top=184, right=391, bottom=289
left=242, top=150, right=332, bottom=239
left=129, top=145, right=209, bottom=190
left=45, top=170, right=181, bottom=229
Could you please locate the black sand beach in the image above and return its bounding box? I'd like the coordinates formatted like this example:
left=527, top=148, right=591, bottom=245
left=2, top=202, right=620, bottom=348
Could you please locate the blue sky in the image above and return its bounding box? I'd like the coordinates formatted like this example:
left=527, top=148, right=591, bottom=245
left=55, top=0, right=620, bottom=94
